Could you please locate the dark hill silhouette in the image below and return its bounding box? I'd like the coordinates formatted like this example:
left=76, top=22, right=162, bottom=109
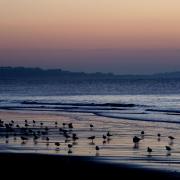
left=1, top=66, right=180, bottom=79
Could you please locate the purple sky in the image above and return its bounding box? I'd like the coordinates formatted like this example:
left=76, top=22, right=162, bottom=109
left=0, top=48, right=180, bottom=74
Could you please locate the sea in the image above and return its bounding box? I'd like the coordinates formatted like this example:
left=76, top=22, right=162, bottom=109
left=1, top=77, right=180, bottom=124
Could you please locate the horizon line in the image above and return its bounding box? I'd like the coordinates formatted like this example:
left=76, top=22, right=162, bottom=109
left=1, top=66, right=180, bottom=76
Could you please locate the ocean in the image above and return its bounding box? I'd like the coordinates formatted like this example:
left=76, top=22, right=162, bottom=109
left=1, top=77, right=180, bottom=124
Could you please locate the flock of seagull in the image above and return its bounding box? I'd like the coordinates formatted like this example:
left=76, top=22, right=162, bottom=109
left=133, top=130, right=175, bottom=156
left=0, top=119, right=175, bottom=156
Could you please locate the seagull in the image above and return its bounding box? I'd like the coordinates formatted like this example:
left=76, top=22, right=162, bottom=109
left=68, top=144, right=73, bottom=149
left=141, top=131, right=145, bottom=139
left=133, top=136, right=141, bottom=148
left=64, top=132, right=71, bottom=139
left=62, top=123, right=66, bottom=128
left=72, top=133, right=79, bottom=141
left=68, top=123, right=73, bottom=129
left=55, top=142, right=60, bottom=147
left=95, top=146, right=100, bottom=151
left=95, top=146, right=100, bottom=156
left=21, top=136, right=28, bottom=144
left=16, top=124, right=20, bottom=128
left=107, top=131, right=113, bottom=137
left=88, top=136, right=95, bottom=143
left=168, top=136, right=175, bottom=145
left=55, top=121, right=58, bottom=127
left=168, top=136, right=175, bottom=140
left=147, top=147, right=152, bottom=155
left=25, top=123, right=29, bottom=128
left=68, top=149, right=72, bottom=154
left=166, top=146, right=171, bottom=151
left=133, top=136, right=141, bottom=143
left=103, top=135, right=107, bottom=140
left=166, top=146, right=172, bottom=156
left=90, top=124, right=94, bottom=130
left=55, top=142, right=60, bottom=151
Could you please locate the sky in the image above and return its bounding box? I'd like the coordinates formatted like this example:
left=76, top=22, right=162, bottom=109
left=0, top=0, right=180, bottom=74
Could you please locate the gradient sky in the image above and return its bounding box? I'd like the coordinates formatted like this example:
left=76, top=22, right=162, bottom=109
left=0, top=0, right=180, bottom=74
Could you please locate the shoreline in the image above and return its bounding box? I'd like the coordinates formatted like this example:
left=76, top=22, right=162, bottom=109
left=1, top=110, right=180, bottom=178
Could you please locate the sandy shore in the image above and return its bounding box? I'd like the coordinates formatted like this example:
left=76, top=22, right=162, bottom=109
left=0, top=153, right=179, bottom=179
left=1, top=110, right=180, bottom=178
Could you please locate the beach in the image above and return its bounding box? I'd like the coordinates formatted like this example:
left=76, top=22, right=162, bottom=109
left=1, top=109, right=180, bottom=179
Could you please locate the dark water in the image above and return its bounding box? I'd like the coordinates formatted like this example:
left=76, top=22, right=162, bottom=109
left=1, top=77, right=180, bottom=96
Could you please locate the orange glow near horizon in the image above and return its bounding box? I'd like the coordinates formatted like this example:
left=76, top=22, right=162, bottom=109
left=1, top=0, right=180, bottom=49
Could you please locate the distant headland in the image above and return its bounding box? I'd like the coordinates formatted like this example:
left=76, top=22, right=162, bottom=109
left=1, top=66, right=180, bottom=79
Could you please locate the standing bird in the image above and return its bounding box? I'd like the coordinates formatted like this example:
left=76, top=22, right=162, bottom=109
left=72, top=133, right=79, bottom=141
left=157, top=133, right=161, bottom=141
left=165, top=146, right=171, bottom=156
left=168, top=136, right=175, bottom=140
left=107, top=132, right=113, bottom=142
left=141, top=131, right=145, bottom=139
left=88, top=136, right=95, bottom=143
left=95, top=146, right=100, bottom=151
left=68, top=144, right=73, bottom=149
left=62, top=123, right=66, bottom=128
left=102, top=135, right=107, bottom=144
left=95, top=146, right=100, bottom=156
left=68, top=123, right=73, bottom=130
left=55, top=142, right=60, bottom=150
left=133, top=136, right=141, bottom=148
left=166, top=146, right=171, bottom=151
left=133, top=136, right=141, bottom=143
left=33, top=120, right=36, bottom=126
left=168, top=136, right=175, bottom=146
left=147, top=147, right=152, bottom=155
left=103, top=135, right=107, bottom=140
left=55, top=121, right=58, bottom=127
left=16, top=124, right=20, bottom=128
left=107, top=131, right=113, bottom=137
left=11, top=120, right=14, bottom=124
left=90, top=124, right=94, bottom=130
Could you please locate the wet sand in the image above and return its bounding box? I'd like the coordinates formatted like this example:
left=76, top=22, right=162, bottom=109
left=0, top=153, right=180, bottom=179
left=1, top=110, right=180, bottom=178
